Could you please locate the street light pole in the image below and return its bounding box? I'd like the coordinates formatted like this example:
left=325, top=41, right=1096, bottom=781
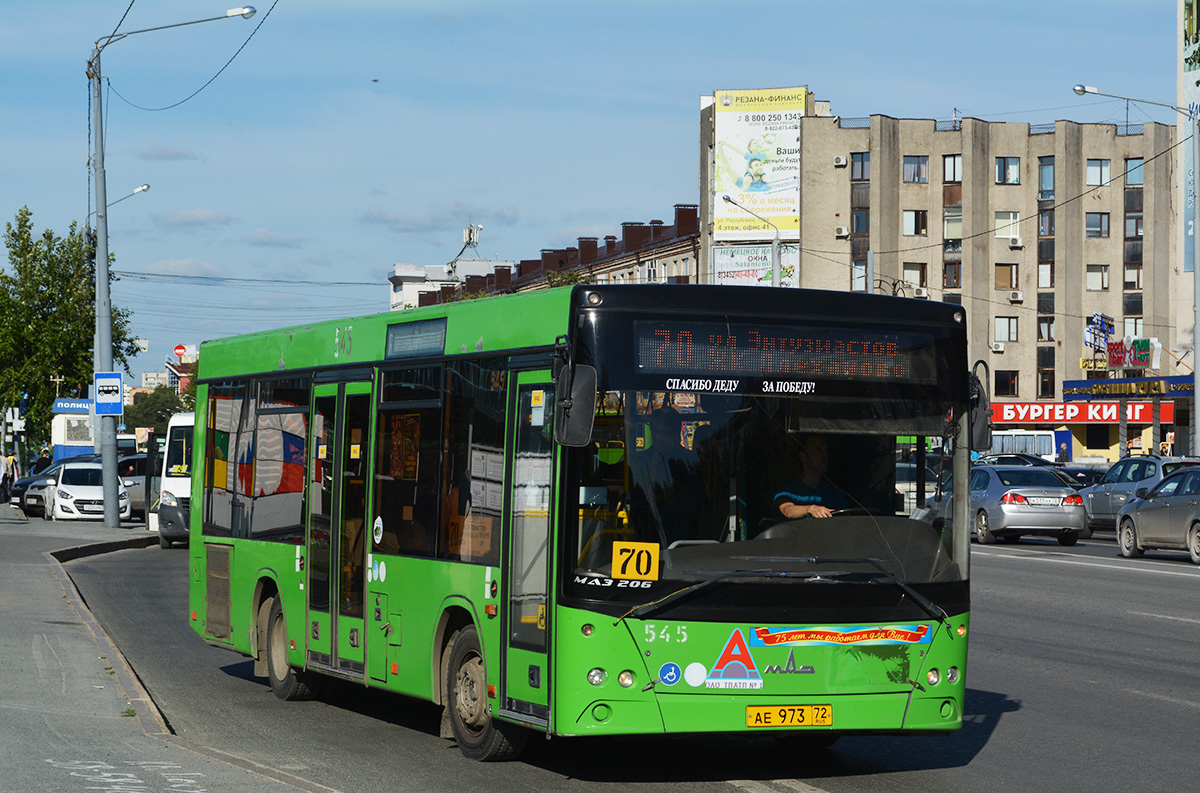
left=1073, top=85, right=1199, bottom=454
left=88, top=7, right=255, bottom=528
left=722, top=194, right=783, bottom=287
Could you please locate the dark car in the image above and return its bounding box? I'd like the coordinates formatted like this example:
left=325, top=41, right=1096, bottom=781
left=1081, top=456, right=1200, bottom=534
left=1115, top=467, right=1200, bottom=564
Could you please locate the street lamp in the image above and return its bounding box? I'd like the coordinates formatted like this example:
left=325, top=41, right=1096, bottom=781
left=1073, top=84, right=1199, bottom=454
left=88, top=7, right=255, bottom=527
left=722, top=194, right=783, bottom=287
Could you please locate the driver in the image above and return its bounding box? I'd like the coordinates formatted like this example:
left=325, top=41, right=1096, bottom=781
left=773, top=434, right=848, bottom=519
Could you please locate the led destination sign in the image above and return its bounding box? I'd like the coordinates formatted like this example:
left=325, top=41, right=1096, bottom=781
left=634, top=321, right=931, bottom=383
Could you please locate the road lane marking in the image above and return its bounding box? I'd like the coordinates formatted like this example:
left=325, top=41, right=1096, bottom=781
left=1127, top=689, right=1200, bottom=710
left=974, top=548, right=1200, bottom=579
left=1128, top=611, right=1200, bottom=625
left=730, top=780, right=828, bottom=793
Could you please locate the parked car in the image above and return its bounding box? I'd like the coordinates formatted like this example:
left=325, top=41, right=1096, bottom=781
left=1057, top=466, right=1107, bottom=489
left=1115, top=467, right=1200, bottom=564
left=43, top=461, right=131, bottom=521
left=118, top=453, right=148, bottom=520
left=1081, top=456, right=1200, bottom=535
left=974, top=453, right=1059, bottom=467
left=895, top=462, right=950, bottom=513
left=969, top=464, right=1086, bottom=546
left=12, top=458, right=95, bottom=517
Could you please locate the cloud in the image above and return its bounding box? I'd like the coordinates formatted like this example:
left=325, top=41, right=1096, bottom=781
left=156, top=209, right=232, bottom=228
left=359, top=202, right=518, bottom=234
left=137, top=146, right=201, bottom=161
left=148, top=258, right=225, bottom=277
left=247, top=228, right=302, bottom=248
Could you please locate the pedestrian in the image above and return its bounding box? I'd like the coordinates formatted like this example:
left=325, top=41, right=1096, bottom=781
left=1056, top=442, right=1072, bottom=463
left=31, top=449, right=52, bottom=475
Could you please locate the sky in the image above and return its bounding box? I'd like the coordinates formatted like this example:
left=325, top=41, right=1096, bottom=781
left=0, top=0, right=1180, bottom=384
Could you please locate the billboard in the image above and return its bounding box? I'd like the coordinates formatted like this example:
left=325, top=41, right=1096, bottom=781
left=712, top=87, right=806, bottom=242
left=712, top=244, right=799, bottom=287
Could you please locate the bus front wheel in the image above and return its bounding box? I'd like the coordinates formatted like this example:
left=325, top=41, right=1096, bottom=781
left=445, top=625, right=528, bottom=761
left=266, top=597, right=320, bottom=701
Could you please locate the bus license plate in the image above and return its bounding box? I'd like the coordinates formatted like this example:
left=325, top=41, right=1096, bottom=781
left=746, top=705, right=832, bottom=728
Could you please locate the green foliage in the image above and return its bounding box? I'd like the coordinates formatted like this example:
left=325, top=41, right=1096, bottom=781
left=546, top=269, right=594, bottom=288
left=123, top=385, right=184, bottom=435
left=0, top=208, right=139, bottom=447
left=442, top=289, right=489, bottom=302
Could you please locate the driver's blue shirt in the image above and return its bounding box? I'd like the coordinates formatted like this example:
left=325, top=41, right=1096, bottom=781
left=773, top=476, right=847, bottom=515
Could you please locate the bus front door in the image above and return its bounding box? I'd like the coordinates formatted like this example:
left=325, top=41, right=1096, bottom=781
left=500, top=374, right=554, bottom=727
left=308, top=381, right=372, bottom=677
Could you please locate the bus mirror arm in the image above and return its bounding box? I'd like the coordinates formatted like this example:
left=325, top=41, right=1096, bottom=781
left=555, top=364, right=597, bottom=447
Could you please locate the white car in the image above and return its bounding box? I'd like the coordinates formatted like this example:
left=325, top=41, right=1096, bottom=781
left=43, top=461, right=131, bottom=521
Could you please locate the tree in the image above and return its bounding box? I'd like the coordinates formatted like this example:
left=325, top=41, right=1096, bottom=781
left=0, top=207, right=140, bottom=449
left=123, top=385, right=184, bottom=435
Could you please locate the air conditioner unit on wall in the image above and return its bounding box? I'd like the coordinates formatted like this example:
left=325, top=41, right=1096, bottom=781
left=1008, top=290, right=1024, bottom=303
left=833, top=155, right=848, bottom=167
left=1009, top=236, right=1023, bottom=248
left=834, top=226, right=850, bottom=237
left=913, top=287, right=929, bottom=299
left=990, top=342, right=1005, bottom=353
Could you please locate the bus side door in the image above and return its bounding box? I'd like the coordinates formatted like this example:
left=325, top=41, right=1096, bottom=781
left=308, top=380, right=372, bottom=676
left=500, top=372, right=554, bottom=726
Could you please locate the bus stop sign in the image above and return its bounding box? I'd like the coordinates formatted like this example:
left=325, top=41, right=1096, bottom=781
left=94, top=372, right=124, bottom=416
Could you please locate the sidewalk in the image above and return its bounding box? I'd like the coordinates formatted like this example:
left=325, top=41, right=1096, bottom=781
left=0, top=504, right=319, bottom=792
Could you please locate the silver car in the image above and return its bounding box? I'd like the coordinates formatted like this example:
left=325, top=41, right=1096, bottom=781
left=1116, top=468, right=1200, bottom=564
left=1081, top=456, right=1200, bottom=533
left=970, top=465, right=1087, bottom=546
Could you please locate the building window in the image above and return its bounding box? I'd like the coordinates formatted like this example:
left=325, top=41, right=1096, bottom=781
left=994, top=316, right=1018, bottom=342
left=1124, top=263, right=1143, bottom=290
left=944, top=154, right=962, bottom=183
left=943, top=262, right=961, bottom=289
left=852, top=209, right=869, bottom=234
left=1038, top=156, right=1055, bottom=200
left=944, top=207, right=963, bottom=238
left=851, top=152, right=870, bottom=181
left=995, top=371, right=1019, bottom=398
left=1086, top=212, right=1110, bottom=238
left=1038, top=368, right=1055, bottom=399
left=1124, top=316, right=1144, bottom=337
left=1038, top=316, right=1056, bottom=342
left=903, top=210, right=928, bottom=236
left=1086, top=264, right=1110, bottom=291
left=994, top=211, right=1020, bottom=238
left=851, top=260, right=868, bottom=292
left=1039, top=209, right=1054, bottom=237
left=902, top=262, right=927, bottom=288
left=903, top=155, right=929, bottom=183
left=995, top=156, right=1020, bottom=185
left=995, top=263, right=1018, bottom=289
left=1126, top=157, right=1144, bottom=186
left=1087, top=158, right=1111, bottom=186
left=1125, top=211, right=1144, bottom=238
left=1038, top=261, right=1054, bottom=289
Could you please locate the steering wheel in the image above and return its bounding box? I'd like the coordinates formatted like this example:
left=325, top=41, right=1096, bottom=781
left=829, top=507, right=886, bottom=517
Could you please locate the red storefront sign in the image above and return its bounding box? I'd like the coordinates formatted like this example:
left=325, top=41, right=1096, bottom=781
left=991, top=401, right=1174, bottom=424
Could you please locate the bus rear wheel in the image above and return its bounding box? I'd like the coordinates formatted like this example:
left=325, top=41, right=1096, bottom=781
left=445, top=625, right=527, bottom=761
left=266, top=597, right=320, bottom=701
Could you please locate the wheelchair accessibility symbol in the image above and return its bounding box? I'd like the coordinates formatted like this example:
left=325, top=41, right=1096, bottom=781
left=658, top=662, right=682, bottom=686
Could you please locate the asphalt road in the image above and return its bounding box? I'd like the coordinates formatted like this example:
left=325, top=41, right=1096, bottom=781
left=65, top=535, right=1200, bottom=793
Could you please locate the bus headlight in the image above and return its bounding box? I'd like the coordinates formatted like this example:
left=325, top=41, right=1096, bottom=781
left=161, top=491, right=178, bottom=508
left=946, top=666, right=960, bottom=684
left=587, top=668, right=606, bottom=686
left=617, top=670, right=635, bottom=688
left=926, top=668, right=941, bottom=686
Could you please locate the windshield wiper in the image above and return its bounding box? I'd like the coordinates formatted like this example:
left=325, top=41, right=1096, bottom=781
left=735, top=555, right=949, bottom=624
left=613, top=569, right=826, bottom=626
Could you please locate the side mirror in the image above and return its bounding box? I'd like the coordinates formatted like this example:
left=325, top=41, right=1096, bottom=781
left=969, top=362, right=992, bottom=453
left=45, top=478, right=56, bottom=486
left=555, top=364, right=597, bottom=447
left=1136, top=487, right=1149, bottom=499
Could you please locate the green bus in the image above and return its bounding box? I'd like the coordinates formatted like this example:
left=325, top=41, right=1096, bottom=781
left=188, top=284, right=976, bottom=761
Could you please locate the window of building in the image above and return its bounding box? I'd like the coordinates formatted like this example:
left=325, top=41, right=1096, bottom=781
left=944, top=154, right=962, bottom=183
left=944, top=207, right=963, bottom=238
left=903, top=210, right=928, bottom=236
left=1038, top=156, right=1055, bottom=200
left=995, top=156, right=1020, bottom=185
left=1125, top=157, right=1144, bottom=186
left=994, top=316, right=1018, bottom=342
left=995, top=370, right=1019, bottom=398
left=1038, top=368, right=1055, bottom=399
left=1038, top=316, right=1056, bottom=342
left=851, top=260, right=868, bottom=291
left=1124, top=263, right=1143, bottom=290
left=1039, top=209, right=1054, bottom=237
left=902, top=262, right=927, bottom=288
left=995, top=262, right=1018, bottom=289
left=1037, top=292, right=1055, bottom=315
left=1124, top=316, right=1144, bottom=337
left=1124, top=292, right=1143, bottom=317
left=1038, top=261, right=1054, bottom=289
left=645, top=259, right=659, bottom=283
left=994, top=211, right=1019, bottom=238
left=943, top=262, right=961, bottom=289
left=903, top=155, right=929, bottom=183
left=1125, top=211, right=1143, bottom=238
left=1087, top=158, right=1111, bottom=186
left=1086, top=212, right=1110, bottom=238
left=1086, top=264, right=1109, bottom=291
left=851, top=152, right=870, bottom=181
